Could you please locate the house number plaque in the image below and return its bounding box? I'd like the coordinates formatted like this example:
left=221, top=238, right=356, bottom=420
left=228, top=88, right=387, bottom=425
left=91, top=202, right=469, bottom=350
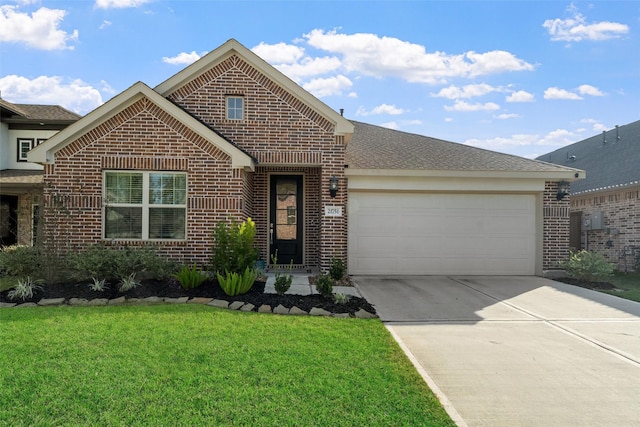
left=324, top=206, right=343, bottom=217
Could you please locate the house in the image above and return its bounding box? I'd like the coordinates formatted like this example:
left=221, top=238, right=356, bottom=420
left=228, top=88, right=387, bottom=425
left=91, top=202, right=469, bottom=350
left=28, top=39, right=583, bottom=276
left=537, top=120, right=640, bottom=271
left=0, top=99, right=81, bottom=246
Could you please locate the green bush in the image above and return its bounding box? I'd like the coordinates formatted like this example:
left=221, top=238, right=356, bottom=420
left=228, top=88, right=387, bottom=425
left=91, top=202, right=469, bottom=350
left=211, top=218, right=258, bottom=275
left=563, top=250, right=615, bottom=283
left=271, top=250, right=292, bottom=295
left=118, top=273, right=140, bottom=292
left=0, top=245, right=43, bottom=278
left=174, top=264, right=207, bottom=290
left=68, top=245, right=173, bottom=282
left=315, top=274, right=334, bottom=299
left=216, top=267, right=258, bottom=296
left=329, top=257, right=346, bottom=281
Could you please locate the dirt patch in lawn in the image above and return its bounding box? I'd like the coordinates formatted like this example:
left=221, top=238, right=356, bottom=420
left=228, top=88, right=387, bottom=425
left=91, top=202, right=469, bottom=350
left=0, top=278, right=376, bottom=316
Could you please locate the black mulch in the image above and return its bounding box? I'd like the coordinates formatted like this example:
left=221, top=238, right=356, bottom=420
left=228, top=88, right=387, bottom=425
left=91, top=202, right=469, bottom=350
left=0, top=279, right=377, bottom=316
left=553, top=277, right=617, bottom=290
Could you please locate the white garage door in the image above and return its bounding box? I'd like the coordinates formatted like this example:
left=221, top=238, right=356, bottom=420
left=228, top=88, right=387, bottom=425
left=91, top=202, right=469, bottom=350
left=348, top=192, right=536, bottom=275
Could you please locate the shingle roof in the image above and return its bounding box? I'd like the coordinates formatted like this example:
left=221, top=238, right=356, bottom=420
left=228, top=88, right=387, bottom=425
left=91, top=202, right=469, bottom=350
left=346, top=121, right=577, bottom=173
left=0, top=169, right=43, bottom=185
left=536, top=120, right=640, bottom=194
left=0, top=98, right=80, bottom=122
left=12, top=104, right=81, bottom=121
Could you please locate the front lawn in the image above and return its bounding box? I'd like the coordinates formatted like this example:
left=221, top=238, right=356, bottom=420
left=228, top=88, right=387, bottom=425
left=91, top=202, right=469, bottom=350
left=0, top=305, right=454, bottom=426
left=601, top=271, right=640, bottom=302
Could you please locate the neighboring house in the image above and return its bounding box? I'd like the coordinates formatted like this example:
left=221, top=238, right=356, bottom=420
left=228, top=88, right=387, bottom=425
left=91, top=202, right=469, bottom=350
left=28, top=39, right=583, bottom=276
left=0, top=99, right=81, bottom=246
left=537, top=120, right=640, bottom=271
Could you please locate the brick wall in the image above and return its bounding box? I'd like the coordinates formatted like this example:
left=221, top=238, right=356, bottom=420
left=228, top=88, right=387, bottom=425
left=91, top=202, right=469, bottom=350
left=543, top=181, right=571, bottom=271
left=166, top=54, right=348, bottom=271
left=42, top=97, right=247, bottom=267
left=571, top=186, right=640, bottom=270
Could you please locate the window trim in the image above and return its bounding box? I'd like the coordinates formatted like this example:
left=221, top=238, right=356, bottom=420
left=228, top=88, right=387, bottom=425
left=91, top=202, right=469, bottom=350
left=17, top=138, right=34, bottom=162
left=102, top=170, right=187, bottom=241
left=226, top=95, right=244, bottom=120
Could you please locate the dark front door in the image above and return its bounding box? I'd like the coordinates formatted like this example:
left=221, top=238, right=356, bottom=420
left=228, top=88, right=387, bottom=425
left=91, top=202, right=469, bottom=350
left=270, top=175, right=303, bottom=265
left=0, top=195, right=18, bottom=247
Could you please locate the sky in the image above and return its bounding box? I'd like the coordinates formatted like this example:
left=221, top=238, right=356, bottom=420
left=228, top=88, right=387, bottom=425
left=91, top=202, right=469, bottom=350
left=0, top=0, right=638, bottom=159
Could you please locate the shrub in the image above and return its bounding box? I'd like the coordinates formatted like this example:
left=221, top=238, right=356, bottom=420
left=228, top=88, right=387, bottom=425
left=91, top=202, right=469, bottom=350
left=271, top=250, right=293, bottom=295
left=0, top=245, right=43, bottom=278
left=315, top=274, right=334, bottom=299
left=118, top=273, right=140, bottom=292
left=68, top=245, right=173, bottom=282
left=563, top=250, right=615, bottom=283
left=333, top=293, right=351, bottom=304
left=216, top=267, right=258, bottom=296
left=7, top=277, right=44, bottom=301
left=89, top=278, right=108, bottom=292
left=329, top=257, right=346, bottom=281
left=174, top=264, right=207, bottom=290
left=211, top=218, right=258, bottom=275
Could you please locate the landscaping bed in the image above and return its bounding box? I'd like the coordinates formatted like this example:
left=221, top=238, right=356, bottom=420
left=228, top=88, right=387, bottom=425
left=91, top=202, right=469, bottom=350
left=0, top=278, right=377, bottom=316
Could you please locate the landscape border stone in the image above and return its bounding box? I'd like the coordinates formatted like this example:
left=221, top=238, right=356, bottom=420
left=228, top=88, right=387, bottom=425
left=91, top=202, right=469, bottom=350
left=0, top=295, right=377, bottom=318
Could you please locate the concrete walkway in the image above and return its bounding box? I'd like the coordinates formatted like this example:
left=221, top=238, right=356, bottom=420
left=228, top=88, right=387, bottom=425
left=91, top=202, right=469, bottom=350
left=353, top=275, right=640, bottom=427
left=264, top=273, right=362, bottom=297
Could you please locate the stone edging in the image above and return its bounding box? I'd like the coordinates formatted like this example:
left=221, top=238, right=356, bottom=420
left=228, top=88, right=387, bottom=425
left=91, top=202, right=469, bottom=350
left=0, top=296, right=378, bottom=319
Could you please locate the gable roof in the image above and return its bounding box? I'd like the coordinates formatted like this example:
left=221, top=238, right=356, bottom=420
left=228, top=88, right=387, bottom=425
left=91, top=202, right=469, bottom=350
left=155, top=38, right=354, bottom=138
left=346, top=121, right=583, bottom=179
left=536, top=120, right=640, bottom=194
left=28, top=82, right=255, bottom=170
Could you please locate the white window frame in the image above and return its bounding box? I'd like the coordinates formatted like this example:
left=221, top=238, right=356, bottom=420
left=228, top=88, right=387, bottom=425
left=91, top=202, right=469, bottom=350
left=103, top=170, right=187, bottom=241
left=17, top=138, right=33, bottom=162
left=226, top=96, right=244, bottom=120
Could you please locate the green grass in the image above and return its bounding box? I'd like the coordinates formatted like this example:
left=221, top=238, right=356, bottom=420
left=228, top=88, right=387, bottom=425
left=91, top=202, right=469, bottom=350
left=0, top=305, right=454, bottom=427
left=601, top=271, right=640, bottom=302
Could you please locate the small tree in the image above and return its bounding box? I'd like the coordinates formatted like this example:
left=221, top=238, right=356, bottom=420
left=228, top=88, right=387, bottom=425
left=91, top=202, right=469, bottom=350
left=211, top=218, right=258, bottom=274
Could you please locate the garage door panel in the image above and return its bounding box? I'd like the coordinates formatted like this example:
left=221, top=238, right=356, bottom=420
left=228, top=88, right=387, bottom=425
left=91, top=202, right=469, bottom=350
left=349, top=192, right=536, bottom=275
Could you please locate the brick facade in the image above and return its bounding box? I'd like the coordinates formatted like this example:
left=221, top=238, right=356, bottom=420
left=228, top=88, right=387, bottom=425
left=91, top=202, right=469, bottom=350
left=41, top=54, right=348, bottom=271
left=542, top=181, right=571, bottom=272
left=570, top=186, right=640, bottom=271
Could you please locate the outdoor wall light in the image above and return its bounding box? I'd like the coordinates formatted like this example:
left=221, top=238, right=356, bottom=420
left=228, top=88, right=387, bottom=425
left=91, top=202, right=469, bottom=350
left=556, top=181, right=570, bottom=200
left=329, top=176, right=339, bottom=198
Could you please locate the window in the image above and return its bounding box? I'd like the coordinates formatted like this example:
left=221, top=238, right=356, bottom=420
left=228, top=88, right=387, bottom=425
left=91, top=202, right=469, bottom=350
left=17, top=138, right=33, bottom=161
left=226, top=96, right=244, bottom=120
left=104, top=171, right=186, bottom=240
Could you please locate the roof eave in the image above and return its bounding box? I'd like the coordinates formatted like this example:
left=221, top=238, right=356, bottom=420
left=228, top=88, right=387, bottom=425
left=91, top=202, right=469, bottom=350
left=345, top=168, right=586, bottom=181
left=27, top=82, right=255, bottom=171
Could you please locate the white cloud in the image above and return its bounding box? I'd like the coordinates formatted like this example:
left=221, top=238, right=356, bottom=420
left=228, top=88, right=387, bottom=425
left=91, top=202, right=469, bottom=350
left=543, top=7, right=629, bottom=42
left=464, top=128, right=579, bottom=154
left=495, top=113, right=520, bottom=119
left=302, top=75, right=352, bottom=98
left=0, top=5, right=78, bottom=50
left=431, top=83, right=499, bottom=99
left=162, top=51, right=204, bottom=65
left=252, top=42, right=304, bottom=64
left=99, top=20, right=112, bottom=30
left=580, top=118, right=608, bottom=132
left=379, top=121, right=399, bottom=130
left=578, top=84, right=605, bottom=96
left=0, top=75, right=103, bottom=114
left=95, top=0, right=152, bottom=9
left=544, top=87, right=582, bottom=100
left=303, top=29, right=534, bottom=84
left=274, top=56, right=342, bottom=83
left=506, top=90, right=534, bottom=102
left=356, top=104, right=405, bottom=116
left=444, top=100, right=500, bottom=112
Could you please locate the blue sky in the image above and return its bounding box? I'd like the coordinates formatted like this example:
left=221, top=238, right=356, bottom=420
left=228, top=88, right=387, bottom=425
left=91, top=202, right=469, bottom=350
left=1, top=0, right=638, bottom=159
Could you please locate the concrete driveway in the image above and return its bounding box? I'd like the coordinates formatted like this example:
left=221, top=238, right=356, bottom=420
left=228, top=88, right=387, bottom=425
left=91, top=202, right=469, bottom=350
left=353, top=276, right=640, bottom=427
